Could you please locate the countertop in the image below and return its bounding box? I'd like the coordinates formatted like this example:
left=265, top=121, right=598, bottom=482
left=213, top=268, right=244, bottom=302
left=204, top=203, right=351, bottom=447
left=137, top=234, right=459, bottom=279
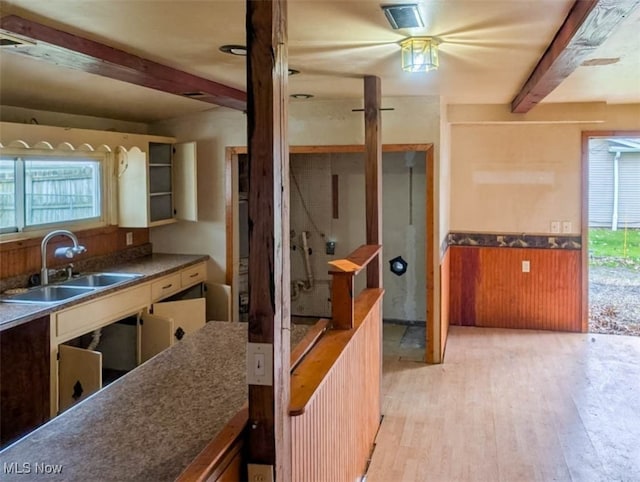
left=0, top=321, right=311, bottom=481
left=0, top=253, right=209, bottom=331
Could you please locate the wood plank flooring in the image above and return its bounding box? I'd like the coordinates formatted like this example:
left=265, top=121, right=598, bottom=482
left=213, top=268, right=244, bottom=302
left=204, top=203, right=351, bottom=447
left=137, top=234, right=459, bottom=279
left=367, top=326, right=640, bottom=482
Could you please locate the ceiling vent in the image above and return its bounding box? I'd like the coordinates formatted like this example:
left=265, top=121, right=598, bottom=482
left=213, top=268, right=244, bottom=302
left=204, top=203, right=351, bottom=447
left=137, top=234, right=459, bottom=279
left=381, top=4, right=424, bottom=29
left=0, top=32, right=35, bottom=47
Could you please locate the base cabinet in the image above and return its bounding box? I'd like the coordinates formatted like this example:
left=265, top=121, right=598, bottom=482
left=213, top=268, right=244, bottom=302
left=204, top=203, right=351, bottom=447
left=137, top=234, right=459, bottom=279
left=58, top=345, right=102, bottom=412
left=141, top=298, right=206, bottom=362
left=56, top=296, right=206, bottom=413
left=0, top=316, right=50, bottom=448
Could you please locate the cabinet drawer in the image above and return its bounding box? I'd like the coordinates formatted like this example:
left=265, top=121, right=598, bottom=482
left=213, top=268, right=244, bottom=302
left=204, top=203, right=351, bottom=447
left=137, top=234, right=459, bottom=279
left=55, top=284, right=150, bottom=340
left=151, top=273, right=181, bottom=301
left=181, top=262, right=207, bottom=287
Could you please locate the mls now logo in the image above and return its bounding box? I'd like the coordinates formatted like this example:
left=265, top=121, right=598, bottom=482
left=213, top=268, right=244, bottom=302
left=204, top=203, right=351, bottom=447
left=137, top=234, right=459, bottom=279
left=3, top=462, right=63, bottom=475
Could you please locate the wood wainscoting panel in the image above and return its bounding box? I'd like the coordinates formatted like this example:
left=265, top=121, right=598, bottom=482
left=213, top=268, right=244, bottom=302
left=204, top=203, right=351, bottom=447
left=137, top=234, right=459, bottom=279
left=0, top=226, right=149, bottom=279
left=291, top=295, right=381, bottom=482
left=449, top=246, right=581, bottom=332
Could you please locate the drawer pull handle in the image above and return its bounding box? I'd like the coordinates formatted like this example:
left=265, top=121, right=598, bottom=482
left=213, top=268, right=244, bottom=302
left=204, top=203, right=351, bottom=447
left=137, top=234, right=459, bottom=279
left=162, top=284, right=173, bottom=290
left=174, top=327, right=185, bottom=340
left=189, top=273, right=199, bottom=278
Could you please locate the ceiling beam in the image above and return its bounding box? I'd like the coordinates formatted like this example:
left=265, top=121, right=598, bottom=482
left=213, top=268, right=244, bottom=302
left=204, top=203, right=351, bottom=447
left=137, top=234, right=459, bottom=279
left=511, top=0, right=640, bottom=113
left=0, top=15, right=247, bottom=111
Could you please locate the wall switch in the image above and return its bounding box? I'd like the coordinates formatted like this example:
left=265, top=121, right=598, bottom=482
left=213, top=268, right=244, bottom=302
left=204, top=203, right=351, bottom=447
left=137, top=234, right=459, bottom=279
left=522, top=260, right=530, bottom=273
left=248, top=464, right=274, bottom=482
left=562, top=221, right=572, bottom=234
left=126, top=232, right=133, bottom=246
left=247, top=343, right=273, bottom=386
left=550, top=221, right=561, bottom=234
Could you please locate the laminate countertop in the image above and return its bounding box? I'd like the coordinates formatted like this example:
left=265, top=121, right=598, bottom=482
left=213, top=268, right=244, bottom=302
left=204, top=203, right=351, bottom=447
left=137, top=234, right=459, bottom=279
left=0, top=253, right=209, bottom=331
left=0, top=321, right=311, bottom=481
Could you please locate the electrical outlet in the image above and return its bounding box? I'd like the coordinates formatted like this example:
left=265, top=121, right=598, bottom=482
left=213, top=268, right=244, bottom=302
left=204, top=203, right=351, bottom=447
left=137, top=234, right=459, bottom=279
left=522, top=260, right=530, bottom=273
left=550, top=221, right=561, bottom=234
left=248, top=464, right=274, bottom=482
left=562, top=221, right=572, bottom=234
left=126, top=232, right=133, bottom=246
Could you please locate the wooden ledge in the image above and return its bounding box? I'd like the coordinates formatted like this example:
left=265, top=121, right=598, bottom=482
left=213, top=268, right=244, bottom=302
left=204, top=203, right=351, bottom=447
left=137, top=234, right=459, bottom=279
left=328, top=244, right=381, bottom=275
left=176, top=405, right=248, bottom=482
left=290, top=319, right=330, bottom=372
left=289, top=288, right=383, bottom=416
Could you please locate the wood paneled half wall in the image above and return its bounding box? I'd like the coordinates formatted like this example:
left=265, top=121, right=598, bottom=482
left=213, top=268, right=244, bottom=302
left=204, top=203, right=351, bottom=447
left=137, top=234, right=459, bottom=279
left=449, top=244, right=582, bottom=332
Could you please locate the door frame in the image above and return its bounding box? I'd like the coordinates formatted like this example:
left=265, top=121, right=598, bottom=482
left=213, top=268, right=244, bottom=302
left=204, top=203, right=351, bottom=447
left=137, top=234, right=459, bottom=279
left=581, top=130, right=640, bottom=332
left=225, top=144, right=439, bottom=362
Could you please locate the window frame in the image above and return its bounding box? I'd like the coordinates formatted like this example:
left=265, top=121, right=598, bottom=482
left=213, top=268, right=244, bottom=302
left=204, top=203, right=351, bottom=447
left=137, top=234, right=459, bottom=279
left=0, top=147, right=113, bottom=242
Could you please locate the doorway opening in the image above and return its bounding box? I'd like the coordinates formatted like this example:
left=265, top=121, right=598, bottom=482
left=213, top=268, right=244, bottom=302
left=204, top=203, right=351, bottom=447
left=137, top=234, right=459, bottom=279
left=584, top=133, right=640, bottom=336
left=226, top=144, right=438, bottom=362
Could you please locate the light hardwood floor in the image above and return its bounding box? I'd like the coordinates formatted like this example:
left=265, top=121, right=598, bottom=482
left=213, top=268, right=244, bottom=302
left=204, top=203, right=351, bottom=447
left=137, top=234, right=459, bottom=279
left=367, top=326, right=640, bottom=482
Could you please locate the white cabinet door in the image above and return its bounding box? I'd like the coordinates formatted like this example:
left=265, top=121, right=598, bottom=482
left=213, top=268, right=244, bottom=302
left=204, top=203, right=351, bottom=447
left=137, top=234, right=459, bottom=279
left=173, top=141, right=198, bottom=222
left=153, top=298, right=206, bottom=339
left=58, top=345, right=102, bottom=413
left=140, top=312, right=174, bottom=363
left=117, top=146, right=149, bottom=228
left=140, top=299, right=205, bottom=363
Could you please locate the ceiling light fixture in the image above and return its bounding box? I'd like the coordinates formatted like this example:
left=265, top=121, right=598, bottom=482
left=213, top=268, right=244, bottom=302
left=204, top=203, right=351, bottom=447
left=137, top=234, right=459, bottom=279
left=290, top=93, right=314, bottom=99
left=219, top=44, right=247, bottom=56
left=400, top=37, right=439, bottom=72
left=381, top=4, right=424, bottom=29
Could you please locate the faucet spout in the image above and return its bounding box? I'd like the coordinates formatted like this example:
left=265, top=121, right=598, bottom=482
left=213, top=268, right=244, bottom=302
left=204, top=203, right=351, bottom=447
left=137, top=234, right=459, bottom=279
left=40, top=229, right=87, bottom=285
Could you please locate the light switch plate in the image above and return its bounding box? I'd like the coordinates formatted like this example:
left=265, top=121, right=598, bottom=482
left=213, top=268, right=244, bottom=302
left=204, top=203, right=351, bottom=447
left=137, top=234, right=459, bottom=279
left=126, top=232, right=133, bottom=245
left=247, top=343, right=273, bottom=386
left=550, top=221, right=561, bottom=234
left=562, top=221, right=572, bottom=233
left=522, top=260, right=530, bottom=273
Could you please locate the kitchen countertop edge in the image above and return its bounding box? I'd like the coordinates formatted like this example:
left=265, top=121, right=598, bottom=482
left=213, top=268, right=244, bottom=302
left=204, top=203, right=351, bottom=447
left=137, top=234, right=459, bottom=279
left=0, top=253, right=210, bottom=332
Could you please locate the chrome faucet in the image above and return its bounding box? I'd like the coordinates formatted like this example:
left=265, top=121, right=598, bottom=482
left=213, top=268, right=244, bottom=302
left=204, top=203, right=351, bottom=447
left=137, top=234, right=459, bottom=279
left=40, top=229, right=87, bottom=285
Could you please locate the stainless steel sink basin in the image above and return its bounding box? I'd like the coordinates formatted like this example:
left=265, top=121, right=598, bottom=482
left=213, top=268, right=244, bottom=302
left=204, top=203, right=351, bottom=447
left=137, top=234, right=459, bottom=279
left=62, top=272, right=142, bottom=288
left=1, top=285, right=96, bottom=304
left=1, top=272, right=143, bottom=304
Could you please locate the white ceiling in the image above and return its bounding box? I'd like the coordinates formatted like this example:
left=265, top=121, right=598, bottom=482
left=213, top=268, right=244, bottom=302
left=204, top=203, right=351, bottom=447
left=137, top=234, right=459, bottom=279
left=0, top=0, right=639, bottom=123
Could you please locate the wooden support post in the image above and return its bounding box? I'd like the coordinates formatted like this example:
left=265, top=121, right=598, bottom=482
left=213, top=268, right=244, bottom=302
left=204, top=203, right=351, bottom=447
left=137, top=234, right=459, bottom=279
left=246, top=0, right=291, bottom=480
left=364, top=76, right=382, bottom=289
left=331, top=273, right=355, bottom=330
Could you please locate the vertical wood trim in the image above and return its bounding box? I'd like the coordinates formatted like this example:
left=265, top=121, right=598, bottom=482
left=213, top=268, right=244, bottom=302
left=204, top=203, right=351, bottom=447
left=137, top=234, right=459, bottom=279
left=331, top=273, right=355, bottom=330
left=246, top=0, right=291, bottom=479
left=331, top=174, right=339, bottom=219
left=439, top=249, right=451, bottom=361
left=225, top=148, right=234, bottom=288
left=425, top=147, right=438, bottom=363
left=364, top=76, right=383, bottom=289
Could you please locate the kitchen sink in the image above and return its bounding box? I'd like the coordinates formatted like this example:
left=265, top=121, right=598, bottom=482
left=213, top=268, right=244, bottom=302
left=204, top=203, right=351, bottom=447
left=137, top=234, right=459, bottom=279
left=62, top=272, right=142, bottom=288
left=1, top=272, right=143, bottom=304
left=1, top=285, right=96, bottom=304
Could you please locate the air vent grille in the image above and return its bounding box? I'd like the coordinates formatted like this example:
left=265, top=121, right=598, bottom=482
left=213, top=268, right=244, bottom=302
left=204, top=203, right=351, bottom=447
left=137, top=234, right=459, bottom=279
left=0, top=33, right=35, bottom=47
left=381, top=4, right=424, bottom=29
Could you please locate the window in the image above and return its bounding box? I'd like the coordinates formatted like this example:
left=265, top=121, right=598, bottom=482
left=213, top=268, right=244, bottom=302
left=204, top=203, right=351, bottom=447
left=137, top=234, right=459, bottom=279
left=0, top=151, right=105, bottom=235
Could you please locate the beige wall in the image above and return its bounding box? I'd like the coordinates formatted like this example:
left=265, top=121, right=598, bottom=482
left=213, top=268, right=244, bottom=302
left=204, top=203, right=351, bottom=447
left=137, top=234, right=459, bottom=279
left=149, top=97, right=442, bottom=285
left=0, top=106, right=149, bottom=134
left=449, top=103, right=640, bottom=234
